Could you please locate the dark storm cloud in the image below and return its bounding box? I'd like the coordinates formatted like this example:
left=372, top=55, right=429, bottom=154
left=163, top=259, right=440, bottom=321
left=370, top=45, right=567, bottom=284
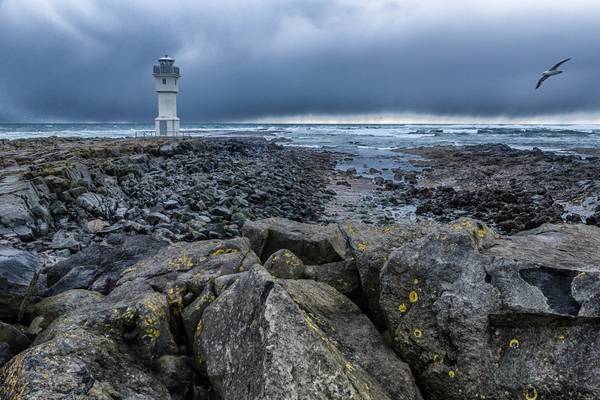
left=1, top=0, right=599, bottom=122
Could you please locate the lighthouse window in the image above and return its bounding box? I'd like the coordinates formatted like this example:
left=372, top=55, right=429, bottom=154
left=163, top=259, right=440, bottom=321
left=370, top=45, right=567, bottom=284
left=162, top=79, right=167, bottom=84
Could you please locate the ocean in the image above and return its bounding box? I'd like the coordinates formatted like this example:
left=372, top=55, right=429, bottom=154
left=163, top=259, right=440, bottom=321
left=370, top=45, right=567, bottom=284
left=2, top=123, right=599, bottom=179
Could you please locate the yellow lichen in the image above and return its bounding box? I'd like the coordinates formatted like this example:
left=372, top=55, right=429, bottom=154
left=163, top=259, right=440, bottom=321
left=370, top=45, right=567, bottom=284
left=432, top=353, right=443, bottom=364
left=357, top=241, right=368, bottom=252
left=210, top=248, right=239, bottom=257
left=509, top=338, right=520, bottom=349
left=448, top=370, right=456, bottom=379
left=413, top=328, right=423, bottom=338
left=523, top=386, right=538, bottom=400
left=398, top=303, right=408, bottom=313
left=168, top=255, right=194, bottom=271
left=345, top=362, right=354, bottom=372
left=558, top=334, right=566, bottom=342
left=409, top=291, right=419, bottom=303
left=413, top=278, right=420, bottom=285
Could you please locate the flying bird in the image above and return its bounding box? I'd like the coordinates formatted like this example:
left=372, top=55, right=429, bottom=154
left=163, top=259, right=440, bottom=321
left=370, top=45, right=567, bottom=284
left=536, top=58, right=571, bottom=89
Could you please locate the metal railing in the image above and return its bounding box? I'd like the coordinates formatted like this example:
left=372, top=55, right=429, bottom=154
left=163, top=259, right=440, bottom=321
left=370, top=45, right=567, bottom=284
left=153, top=65, right=180, bottom=75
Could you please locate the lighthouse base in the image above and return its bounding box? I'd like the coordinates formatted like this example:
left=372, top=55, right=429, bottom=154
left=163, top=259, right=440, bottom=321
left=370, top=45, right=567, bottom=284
left=155, top=118, right=180, bottom=136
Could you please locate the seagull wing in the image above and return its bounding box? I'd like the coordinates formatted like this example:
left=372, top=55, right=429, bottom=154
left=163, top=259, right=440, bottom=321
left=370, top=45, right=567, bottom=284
left=549, top=58, right=571, bottom=71
left=536, top=74, right=549, bottom=89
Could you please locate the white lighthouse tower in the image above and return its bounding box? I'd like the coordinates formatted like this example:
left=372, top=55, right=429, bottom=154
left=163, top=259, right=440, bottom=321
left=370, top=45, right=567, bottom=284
left=153, top=55, right=181, bottom=136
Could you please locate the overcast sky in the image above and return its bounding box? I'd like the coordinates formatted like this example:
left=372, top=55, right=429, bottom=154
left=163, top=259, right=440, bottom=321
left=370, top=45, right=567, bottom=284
left=1, top=0, right=599, bottom=123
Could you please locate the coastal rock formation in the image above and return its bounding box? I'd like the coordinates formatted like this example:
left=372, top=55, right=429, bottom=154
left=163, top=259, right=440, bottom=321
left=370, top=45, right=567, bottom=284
left=2, top=216, right=600, bottom=399
left=44, top=234, right=167, bottom=295
left=380, top=220, right=600, bottom=400
left=199, top=265, right=422, bottom=400
left=0, top=246, right=40, bottom=319
left=0, top=137, right=335, bottom=275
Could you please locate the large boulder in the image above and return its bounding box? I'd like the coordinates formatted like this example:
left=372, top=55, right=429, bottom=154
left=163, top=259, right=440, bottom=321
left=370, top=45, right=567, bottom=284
left=338, top=222, right=434, bottom=327
left=242, top=217, right=349, bottom=264
left=116, top=236, right=260, bottom=294
left=27, top=289, right=104, bottom=329
left=1, top=281, right=180, bottom=399
left=1, top=236, right=261, bottom=399
left=199, top=265, right=422, bottom=400
left=44, top=234, right=167, bottom=295
left=0, top=327, right=171, bottom=399
left=0, top=246, right=40, bottom=319
left=379, top=221, right=600, bottom=400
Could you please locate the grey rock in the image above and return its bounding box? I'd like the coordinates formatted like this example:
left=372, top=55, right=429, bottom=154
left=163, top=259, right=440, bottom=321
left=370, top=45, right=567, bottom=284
left=213, top=272, right=247, bottom=296
left=0, top=318, right=171, bottom=399
left=76, top=192, right=117, bottom=218
left=148, top=211, right=171, bottom=225
left=304, top=259, right=360, bottom=295
left=50, top=229, right=82, bottom=252
left=27, top=289, right=105, bottom=329
left=0, top=176, right=50, bottom=238
left=117, top=237, right=259, bottom=294
left=84, top=219, right=109, bottom=234
left=242, top=217, right=349, bottom=264
left=199, top=265, right=422, bottom=400
left=163, top=199, right=179, bottom=209
left=339, top=221, right=434, bottom=327
left=263, top=249, right=305, bottom=279
left=379, top=221, right=600, bottom=400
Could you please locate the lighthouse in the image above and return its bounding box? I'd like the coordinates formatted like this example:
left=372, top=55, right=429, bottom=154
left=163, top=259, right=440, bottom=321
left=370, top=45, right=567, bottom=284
left=153, top=55, right=180, bottom=136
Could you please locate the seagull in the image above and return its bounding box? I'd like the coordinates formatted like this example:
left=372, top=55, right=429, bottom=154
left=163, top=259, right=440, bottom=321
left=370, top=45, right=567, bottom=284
left=536, top=58, right=571, bottom=89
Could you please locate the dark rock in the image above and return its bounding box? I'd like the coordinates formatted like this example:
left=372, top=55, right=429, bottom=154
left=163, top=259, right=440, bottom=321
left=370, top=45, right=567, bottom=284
left=181, top=285, right=215, bottom=346
left=0, top=246, right=40, bottom=319
left=50, top=229, right=82, bottom=252
left=148, top=211, right=171, bottom=225
left=210, top=206, right=231, bottom=219
left=0, top=342, right=10, bottom=367
left=345, top=167, right=357, bottom=176
left=45, top=235, right=167, bottom=296
left=0, top=321, right=31, bottom=359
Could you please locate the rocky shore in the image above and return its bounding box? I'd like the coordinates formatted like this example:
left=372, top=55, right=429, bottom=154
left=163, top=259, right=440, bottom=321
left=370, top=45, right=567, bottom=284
left=2, top=138, right=600, bottom=399
left=0, top=136, right=335, bottom=260
left=334, top=144, right=600, bottom=233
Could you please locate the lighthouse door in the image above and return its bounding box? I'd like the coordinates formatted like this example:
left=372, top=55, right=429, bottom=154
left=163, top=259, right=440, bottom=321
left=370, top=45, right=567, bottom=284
left=159, top=121, right=167, bottom=135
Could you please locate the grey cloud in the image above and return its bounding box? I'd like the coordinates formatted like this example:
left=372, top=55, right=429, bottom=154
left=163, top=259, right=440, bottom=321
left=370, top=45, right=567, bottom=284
left=0, top=1, right=599, bottom=122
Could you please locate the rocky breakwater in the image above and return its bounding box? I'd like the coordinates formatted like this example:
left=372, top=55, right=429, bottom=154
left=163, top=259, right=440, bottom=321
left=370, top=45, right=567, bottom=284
left=2, top=217, right=599, bottom=399
left=0, top=137, right=335, bottom=260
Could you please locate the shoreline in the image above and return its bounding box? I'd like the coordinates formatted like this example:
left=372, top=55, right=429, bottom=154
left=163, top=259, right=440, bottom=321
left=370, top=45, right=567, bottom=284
left=0, top=136, right=336, bottom=260
left=3, top=136, right=600, bottom=258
